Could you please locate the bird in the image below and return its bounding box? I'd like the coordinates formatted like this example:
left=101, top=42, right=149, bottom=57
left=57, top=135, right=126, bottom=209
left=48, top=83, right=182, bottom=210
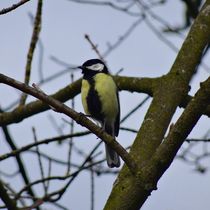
left=79, top=59, right=120, bottom=168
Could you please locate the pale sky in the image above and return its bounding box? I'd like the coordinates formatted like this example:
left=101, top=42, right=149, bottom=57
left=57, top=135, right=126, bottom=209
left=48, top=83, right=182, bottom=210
left=0, top=1, right=210, bottom=210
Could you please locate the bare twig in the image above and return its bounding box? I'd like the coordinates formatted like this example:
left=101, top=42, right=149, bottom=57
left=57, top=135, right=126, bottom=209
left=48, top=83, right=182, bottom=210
left=46, top=159, right=52, bottom=193
left=28, top=12, right=45, bottom=82
left=0, top=113, right=37, bottom=203
left=48, top=114, right=64, bottom=136
left=21, top=199, right=44, bottom=210
left=120, top=127, right=138, bottom=133
left=120, top=96, right=150, bottom=123
left=0, top=170, right=19, bottom=178
left=50, top=55, right=76, bottom=68
left=103, top=16, right=145, bottom=57
left=32, top=127, right=47, bottom=194
left=66, top=0, right=140, bottom=16
left=16, top=159, right=104, bottom=200
left=90, top=164, right=95, bottom=210
left=19, top=0, right=43, bottom=105
left=85, top=34, right=105, bottom=62
left=44, top=142, right=104, bottom=202
left=0, top=0, right=31, bottom=15
left=186, top=138, right=210, bottom=142
left=144, top=17, right=179, bottom=52
left=0, top=131, right=91, bottom=162
left=67, top=74, right=75, bottom=174
left=3, top=67, right=77, bottom=111
left=0, top=180, right=18, bottom=210
left=51, top=202, right=69, bottom=210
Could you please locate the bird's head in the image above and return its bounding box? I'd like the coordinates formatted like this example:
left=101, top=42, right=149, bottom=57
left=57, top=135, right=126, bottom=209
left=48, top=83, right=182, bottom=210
left=78, top=59, right=108, bottom=75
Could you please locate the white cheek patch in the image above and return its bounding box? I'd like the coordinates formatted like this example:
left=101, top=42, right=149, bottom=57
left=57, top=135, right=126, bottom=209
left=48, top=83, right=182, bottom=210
left=86, top=63, right=104, bottom=71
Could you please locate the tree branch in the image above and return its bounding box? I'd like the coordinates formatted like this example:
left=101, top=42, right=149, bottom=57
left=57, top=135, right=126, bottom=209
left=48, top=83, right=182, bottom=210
left=0, top=76, right=154, bottom=126
left=0, top=131, right=90, bottom=162
left=146, top=75, right=210, bottom=189
left=0, top=73, right=137, bottom=174
left=0, top=180, right=19, bottom=210
left=104, top=1, right=210, bottom=209
left=19, top=0, right=43, bottom=105
left=0, top=0, right=31, bottom=15
left=107, top=75, right=210, bottom=207
left=0, top=78, right=81, bottom=126
left=1, top=125, right=37, bottom=201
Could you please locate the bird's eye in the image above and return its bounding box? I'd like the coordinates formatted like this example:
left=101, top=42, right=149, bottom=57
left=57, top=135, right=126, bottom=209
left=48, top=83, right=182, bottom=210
left=86, top=63, right=104, bottom=71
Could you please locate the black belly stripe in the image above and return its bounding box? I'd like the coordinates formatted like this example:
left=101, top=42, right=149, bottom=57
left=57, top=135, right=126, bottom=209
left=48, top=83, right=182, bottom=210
left=86, top=78, right=104, bottom=123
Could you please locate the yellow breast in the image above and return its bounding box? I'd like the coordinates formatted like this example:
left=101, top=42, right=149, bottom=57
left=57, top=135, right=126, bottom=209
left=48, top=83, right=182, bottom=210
left=94, top=73, right=119, bottom=123
left=81, top=73, right=119, bottom=124
left=81, top=79, right=90, bottom=115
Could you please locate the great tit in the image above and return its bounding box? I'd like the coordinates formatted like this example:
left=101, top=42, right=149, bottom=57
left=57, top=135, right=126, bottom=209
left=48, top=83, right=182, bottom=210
left=79, top=59, right=120, bottom=168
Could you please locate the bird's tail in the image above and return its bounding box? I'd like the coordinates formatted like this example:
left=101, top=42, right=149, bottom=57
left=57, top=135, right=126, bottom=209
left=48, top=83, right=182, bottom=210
left=105, top=144, right=120, bottom=168
left=104, top=123, right=120, bottom=168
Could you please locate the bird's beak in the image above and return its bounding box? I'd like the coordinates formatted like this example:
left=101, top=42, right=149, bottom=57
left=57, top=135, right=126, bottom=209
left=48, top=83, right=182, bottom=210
left=77, top=66, right=85, bottom=74
left=77, top=66, right=84, bottom=70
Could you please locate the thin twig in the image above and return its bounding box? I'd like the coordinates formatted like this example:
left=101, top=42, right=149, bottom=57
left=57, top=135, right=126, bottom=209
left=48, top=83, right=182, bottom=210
left=2, top=67, right=73, bottom=111
left=32, top=127, right=47, bottom=194
left=0, top=170, right=19, bottom=178
left=84, top=34, right=105, bottom=62
left=66, top=0, right=140, bottom=16
left=28, top=149, right=107, bottom=172
left=4, top=183, right=27, bottom=207
left=28, top=12, right=45, bottom=83
left=120, top=127, right=138, bottom=133
left=16, top=159, right=104, bottom=199
left=50, top=55, right=76, bottom=68
left=103, top=16, right=145, bottom=57
left=45, top=159, right=52, bottom=193
left=90, top=164, right=95, bottom=210
left=144, top=17, right=179, bottom=52
left=19, top=0, right=43, bottom=105
left=120, top=96, right=150, bottom=123
left=45, top=142, right=103, bottom=202
left=0, top=0, right=31, bottom=15
left=0, top=112, right=37, bottom=203
left=67, top=74, right=75, bottom=174
left=21, top=199, right=44, bottom=210
left=48, top=114, right=64, bottom=136
left=186, top=138, right=210, bottom=142
left=29, top=149, right=117, bottom=176
left=0, top=180, right=18, bottom=210
left=51, top=202, right=69, bottom=210
left=0, top=131, right=91, bottom=162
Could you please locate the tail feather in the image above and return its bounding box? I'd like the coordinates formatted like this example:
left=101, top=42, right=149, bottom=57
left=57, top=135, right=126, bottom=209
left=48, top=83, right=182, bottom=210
left=104, top=122, right=120, bottom=168
left=105, top=144, right=120, bottom=168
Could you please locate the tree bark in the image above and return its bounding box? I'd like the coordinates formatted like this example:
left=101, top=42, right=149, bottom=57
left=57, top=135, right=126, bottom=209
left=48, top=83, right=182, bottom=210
left=104, top=1, right=210, bottom=209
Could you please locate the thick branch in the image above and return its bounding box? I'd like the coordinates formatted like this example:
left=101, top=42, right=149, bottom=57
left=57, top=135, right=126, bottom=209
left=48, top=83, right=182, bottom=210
left=180, top=94, right=210, bottom=117
left=0, top=79, right=81, bottom=126
left=135, top=77, right=210, bottom=206
left=104, top=2, right=210, bottom=210
left=0, top=76, right=154, bottom=126
left=0, top=73, right=137, bottom=174
left=114, top=76, right=155, bottom=96
left=145, top=75, right=210, bottom=190
left=106, top=76, right=210, bottom=208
